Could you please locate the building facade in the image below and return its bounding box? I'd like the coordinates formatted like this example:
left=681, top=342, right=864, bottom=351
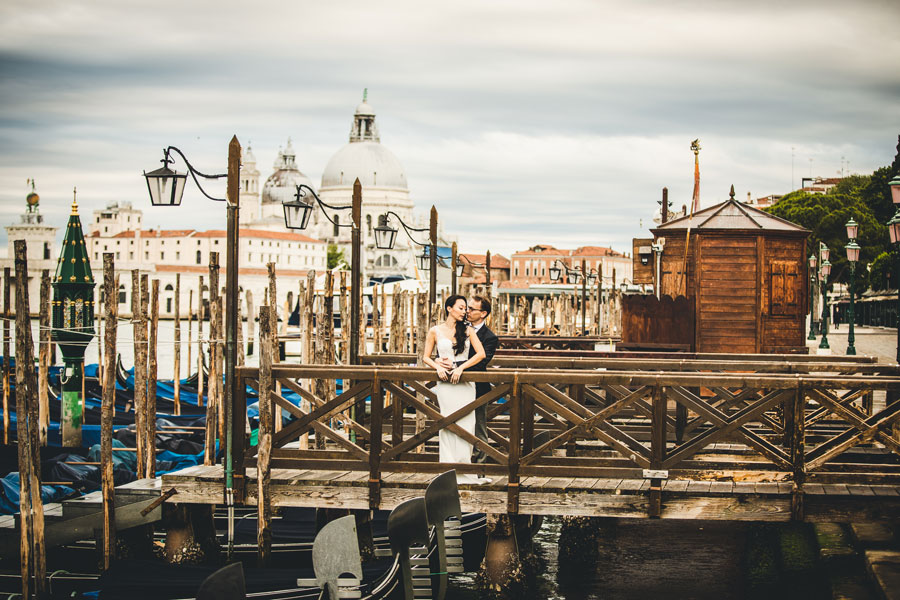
left=509, top=244, right=632, bottom=288
left=1, top=184, right=59, bottom=312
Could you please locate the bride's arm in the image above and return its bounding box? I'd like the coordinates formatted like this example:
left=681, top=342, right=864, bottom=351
left=449, top=327, right=486, bottom=383
left=421, top=328, right=448, bottom=381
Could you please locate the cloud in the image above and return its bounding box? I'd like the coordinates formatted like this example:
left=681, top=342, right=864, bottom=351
left=1, top=0, right=899, bottom=259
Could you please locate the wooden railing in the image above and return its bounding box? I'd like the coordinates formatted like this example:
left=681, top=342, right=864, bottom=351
left=238, top=363, right=900, bottom=518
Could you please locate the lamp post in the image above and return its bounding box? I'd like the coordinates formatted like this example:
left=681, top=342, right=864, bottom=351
left=374, top=207, right=445, bottom=307
left=144, top=137, right=242, bottom=555
left=845, top=218, right=859, bottom=355
left=818, top=242, right=831, bottom=351
left=808, top=253, right=817, bottom=340
left=887, top=173, right=900, bottom=362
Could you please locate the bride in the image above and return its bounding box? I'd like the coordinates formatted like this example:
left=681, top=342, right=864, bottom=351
left=421, top=295, right=489, bottom=484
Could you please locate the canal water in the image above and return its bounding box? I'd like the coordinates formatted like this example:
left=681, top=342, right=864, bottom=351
left=450, top=517, right=873, bottom=599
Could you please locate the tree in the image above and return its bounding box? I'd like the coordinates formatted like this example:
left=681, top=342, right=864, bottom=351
left=327, top=243, right=346, bottom=269
left=869, top=251, right=892, bottom=291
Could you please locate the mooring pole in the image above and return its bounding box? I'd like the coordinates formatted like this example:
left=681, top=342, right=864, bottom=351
left=224, top=136, right=242, bottom=559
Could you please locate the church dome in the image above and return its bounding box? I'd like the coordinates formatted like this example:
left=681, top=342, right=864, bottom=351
left=321, top=142, right=408, bottom=189
left=261, top=138, right=316, bottom=206
left=321, top=91, right=408, bottom=190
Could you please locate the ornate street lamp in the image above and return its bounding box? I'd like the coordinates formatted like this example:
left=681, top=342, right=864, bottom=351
left=845, top=232, right=860, bottom=355
left=548, top=263, right=562, bottom=282
left=888, top=173, right=900, bottom=361
left=282, top=186, right=314, bottom=230
left=566, top=268, right=580, bottom=285
left=375, top=209, right=446, bottom=306
left=808, top=253, right=817, bottom=340
left=144, top=138, right=242, bottom=558
left=819, top=245, right=832, bottom=351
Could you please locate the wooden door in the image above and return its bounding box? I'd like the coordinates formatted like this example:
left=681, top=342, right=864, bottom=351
left=697, top=236, right=758, bottom=353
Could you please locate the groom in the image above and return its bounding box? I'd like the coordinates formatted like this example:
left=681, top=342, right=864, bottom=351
left=466, top=295, right=498, bottom=463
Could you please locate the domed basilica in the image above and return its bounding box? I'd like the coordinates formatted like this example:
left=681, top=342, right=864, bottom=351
left=244, top=91, right=452, bottom=284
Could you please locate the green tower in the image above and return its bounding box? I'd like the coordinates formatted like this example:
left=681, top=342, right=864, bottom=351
left=50, top=190, right=95, bottom=447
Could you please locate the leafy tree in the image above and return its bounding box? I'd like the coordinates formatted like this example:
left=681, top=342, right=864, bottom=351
left=869, top=251, right=893, bottom=291
left=327, top=243, right=346, bottom=269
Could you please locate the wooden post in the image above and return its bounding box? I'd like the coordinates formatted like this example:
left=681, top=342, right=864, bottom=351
left=301, top=271, right=315, bottom=449
left=216, top=293, right=225, bottom=443
left=205, top=297, right=218, bottom=466
left=196, top=276, right=204, bottom=408
left=173, top=273, right=181, bottom=415
left=415, top=293, right=427, bottom=449
left=2, top=267, right=9, bottom=445
left=257, top=306, right=273, bottom=566
left=790, top=385, right=805, bottom=521
left=15, top=240, right=47, bottom=597
left=245, top=291, right=255, bottom=357
left=408, top=291, right=415, bottom=354
left=451, top=241, right=458, bottom=295
left=147, top=279, right=159, bottom=477
left=485, top=250, right=492, bottom=301
left=186, top=288, right=193, bottom=397
left=372, top=285, right=381, bottom=354
left=368, top=371, right=383, bottom=509
left=649, top=385, right=666, bottom=518
left=101, top=254, right=117, bottom=570
left=340, top=271, right=349, bottom=363
left=38, top=269, right=51, bottom=445
left=140, top=274, right=152, bottom=477
left=132, top=270, right=148, bottom=478
left=390, top=290, right=402, bottom=353
left=236, top=291, right=244, bottom=366
left=210, top=256, right=222, bottom=446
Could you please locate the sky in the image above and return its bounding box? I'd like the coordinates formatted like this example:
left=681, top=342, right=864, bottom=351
left=1, top=0, right=899, bottom=259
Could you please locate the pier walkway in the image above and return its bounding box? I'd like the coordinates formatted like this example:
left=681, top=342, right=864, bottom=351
left=161, top=354, right=900, bottom=523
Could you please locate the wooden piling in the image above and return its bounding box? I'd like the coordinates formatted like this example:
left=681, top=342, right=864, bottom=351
left=38, top=269, right=50, bottom=445
left=15, top=240, right=47, bottom=598
left=132, top=271, right=148, bottom=478
left=246, top=290, right=254, bottom=357
left=186, top=288, right=193, bottom=396
left=141, top=274, right=153, bottom=478
left=205, top=297, right=218, bottom=466
left=173, top=273, right=181, bottom=415
left=415, top=293, right=427, bottom=448
left=2, top=267, right=9, bottom=445
left=209, top=256, right=221, bottom=447
left=257, top=306, right=273, bottom=566
left=339, top=271, right=349, bottom=363
left=196, top=276, right=204, bottom=408
left=101, top=254, right=117, bottom=570
left=148, top=279, right=159, bottom=477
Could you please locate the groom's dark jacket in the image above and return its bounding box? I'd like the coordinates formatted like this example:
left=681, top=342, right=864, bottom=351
left=468, top=323, right=498, bottom=397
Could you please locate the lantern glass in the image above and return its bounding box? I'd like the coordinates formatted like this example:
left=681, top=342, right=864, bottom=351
left=808, top=254, right=817, bottom=269
left=820, top=245, right=829, bottom=263
left=821, top=259, right=831, bottom=278
left=566, top=270, right=579, bottom=285
left=549, top=265, right=561, bottom=281
left=282, top=198, right=313, bottom=230
left=373, top=216, right=398, bottom=249
left=845, top=241, right=860, bottom=263
left=456, top=258, right=464, bottom=277
left=416, top=251, right=431, bottom=271
left=845, top=218, right=858, bottom=240
left=890, top=174, right=900, bottom=205
left=144, top=164, right=187, bottom=206
left=587, top=273, right=598, bottom=286
left=890, top=212, right=900, bottom=244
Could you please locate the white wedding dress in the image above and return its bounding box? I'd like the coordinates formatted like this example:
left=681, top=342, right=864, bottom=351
left=433, top=330, right=486, bottom=484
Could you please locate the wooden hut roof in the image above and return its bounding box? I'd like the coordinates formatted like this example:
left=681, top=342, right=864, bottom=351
left=653, top=198, right=808, bottom=233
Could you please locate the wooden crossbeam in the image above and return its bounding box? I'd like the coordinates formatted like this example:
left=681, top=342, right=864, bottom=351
left=268, top=390, right=371, bottom=461
left=522, top=383, right=651, bottom=467
left=520, top=384, right=651, bottom=466
left=272, top=381, right=371, bottom=448
left=663, top=388, right=792, bottom=468
left=379, top=381, right=507, bottom=464
left=805, top=390, right=900, bottom=470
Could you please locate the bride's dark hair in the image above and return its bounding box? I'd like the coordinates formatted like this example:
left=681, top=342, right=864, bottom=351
left=444, top=294, right=468, bottom=354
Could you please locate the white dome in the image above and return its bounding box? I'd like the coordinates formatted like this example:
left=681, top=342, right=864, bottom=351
left=321, top=141, right=408, bottom=190
left=355, top=101, right=375, bottom=116
left=261, top=139, right=316, bottom=205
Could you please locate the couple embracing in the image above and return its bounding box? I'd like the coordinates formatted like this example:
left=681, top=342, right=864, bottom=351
left=422, top=294, right=498, bottom=485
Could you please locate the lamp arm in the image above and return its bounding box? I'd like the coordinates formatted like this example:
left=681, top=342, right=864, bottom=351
left=295, top=184, right=352, bottom=228
left=165, top=146, right=227, bottom=203
left=384, top=210, right=429, bottom=246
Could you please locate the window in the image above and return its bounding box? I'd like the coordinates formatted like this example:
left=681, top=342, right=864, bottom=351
left=367, top=214, right=372, bottom=236
left=166, top=298, right=172, bottom=313
left=176, top=251, right=180, bottom=260
left=145, top=252, right=149, bottom=260
left=43, top=242, right=50, bottom=260
left=196, top=250, right=202, bottom=264
left=164, top=284, right=174, bottom=291
left=514, top=265, right=519, bottom=276
left=129, top=252, right=134, bottom=260
left=118, top=285, right=126, bottom=304
left=160, top=252, right=165, bottom=261
left=116, top=252, right=120, bottom=259
left=770, top=261, right=799, bottom=315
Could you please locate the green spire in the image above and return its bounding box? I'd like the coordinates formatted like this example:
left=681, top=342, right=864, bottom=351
left=53, top=187, right=94, bottom=286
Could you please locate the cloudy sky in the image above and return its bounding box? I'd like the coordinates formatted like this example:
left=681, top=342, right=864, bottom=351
left=1, top=0, right=898, bottom=258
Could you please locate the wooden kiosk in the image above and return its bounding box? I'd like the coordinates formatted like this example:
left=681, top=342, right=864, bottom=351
left=630, top=189, right=810, bottom=354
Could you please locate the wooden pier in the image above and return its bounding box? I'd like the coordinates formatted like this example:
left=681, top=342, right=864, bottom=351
left=162, top=357, right=900, bottom=523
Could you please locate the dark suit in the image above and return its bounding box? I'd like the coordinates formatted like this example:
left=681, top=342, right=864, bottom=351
left=469, top=323, right=498, bottom=463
